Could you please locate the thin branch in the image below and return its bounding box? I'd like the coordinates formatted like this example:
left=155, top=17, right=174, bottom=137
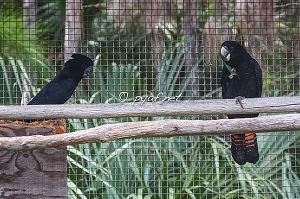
left=0, top=113, right=300, bottom=150
left=1, top=96, right=300, bottom=119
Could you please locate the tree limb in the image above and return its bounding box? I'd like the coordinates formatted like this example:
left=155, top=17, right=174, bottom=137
left=0, top=113, right=300, bottom=150
left=1, top=96, right=300, bottom=119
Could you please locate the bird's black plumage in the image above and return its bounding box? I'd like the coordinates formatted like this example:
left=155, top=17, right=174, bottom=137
left=28, top=54, right=93, bottom=105
left=220, top=41, right=262, bottom=165
left=220, top=41, right=262, bottom=118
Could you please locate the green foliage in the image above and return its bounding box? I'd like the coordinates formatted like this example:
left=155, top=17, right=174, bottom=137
left=36, top=0, right=65, bottom=53
left=67, top=132, right=300, bottom=198
left=154, top=42, right=202, bottom=97
left=0, top=4, right=44, bottom=62
left=0, top=3, right=49, bottom=104
left=0, top=57, right=49, bottom=104
left=75, top=54, right=145, bottom=104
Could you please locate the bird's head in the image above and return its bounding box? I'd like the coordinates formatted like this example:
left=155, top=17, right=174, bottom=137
left=220, top=41, right=249, bottom=65
left=65, top=54, right=94, bottom=78
left=71, top=54, right=94, bottom=78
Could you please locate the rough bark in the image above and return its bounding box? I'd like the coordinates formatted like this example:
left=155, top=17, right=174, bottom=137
left=236, top=0, right=276, bottom=67
left=145, top=0, right=174, bottom=73
left=293, top=5, right=300, bottom=62
left=64, top=0, right=83, bottom=61
left=152, top=30, right=165, bottom=73
left=108, top=0, right=175, bottom=73
left=23, top=0, right=37, bottom=29
left=201, top=0, right=232, bottom=98
left=183, top=0, right=199, bottom=98
left=202, top=0, right=232, bottom=66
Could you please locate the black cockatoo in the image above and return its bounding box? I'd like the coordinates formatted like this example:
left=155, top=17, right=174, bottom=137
left=220, top=41, right=262, bottom=165
left=28, top=53, right=93, bottom=105
left=26, top=54, right=93, bottom=122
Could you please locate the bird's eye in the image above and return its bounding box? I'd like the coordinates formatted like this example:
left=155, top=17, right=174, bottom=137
left=230, top=47, right=234, bottom=51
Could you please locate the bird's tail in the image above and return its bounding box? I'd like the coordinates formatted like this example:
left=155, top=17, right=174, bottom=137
left=244, top=132, right=259, bottom=164
left=230, top=133, right=259, bottom=165
left=231, top=134, right=247, bottom=165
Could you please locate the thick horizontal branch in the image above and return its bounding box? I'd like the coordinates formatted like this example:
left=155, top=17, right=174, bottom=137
left=0, top=96, right=300, bottom=119
left=0, top=113, right=300, bottom=150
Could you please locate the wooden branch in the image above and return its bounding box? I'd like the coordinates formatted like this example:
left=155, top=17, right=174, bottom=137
left=0, top=96, right=299, bottom=119
left=0, top=113, right=300, bottom=150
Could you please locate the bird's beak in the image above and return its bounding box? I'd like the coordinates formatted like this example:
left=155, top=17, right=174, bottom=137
left=83, top=66, right=94, bottom=78
left=220, top=46, right=230, bottom=61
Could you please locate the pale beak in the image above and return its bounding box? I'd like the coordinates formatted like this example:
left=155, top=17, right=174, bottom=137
left=83, top=66, right=94, bottom=78
left=220, top=46, right=230, bottom=61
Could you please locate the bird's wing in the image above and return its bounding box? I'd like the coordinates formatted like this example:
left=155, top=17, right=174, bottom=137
left=221, top=65, right=231, bottom=99
left=28, top=77, right=77, bottom=105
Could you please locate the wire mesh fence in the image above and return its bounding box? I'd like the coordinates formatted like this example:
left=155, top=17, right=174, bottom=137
left=1, top=0, right=300, bottom=198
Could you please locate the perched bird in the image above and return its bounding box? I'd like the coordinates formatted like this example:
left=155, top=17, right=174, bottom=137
left=220, top=41, right=262, bottom=165
left=28, top=54, right=93, bottom=105
left=28, top=53, right=93, bottom=105
left=25, top=54, right=93, bottom=122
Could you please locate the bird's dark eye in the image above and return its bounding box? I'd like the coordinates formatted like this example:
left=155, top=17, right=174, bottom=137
left=230, top=47, right=234, bottom=51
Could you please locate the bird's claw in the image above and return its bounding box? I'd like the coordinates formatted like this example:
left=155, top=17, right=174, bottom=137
left=235, top=96, right=245, bottom=109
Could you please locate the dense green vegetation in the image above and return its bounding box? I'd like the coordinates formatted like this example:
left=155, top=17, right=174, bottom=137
left=1, top=0, right=300, bottom=198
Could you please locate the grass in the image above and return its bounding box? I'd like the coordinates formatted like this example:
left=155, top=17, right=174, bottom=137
left=0, top=56, right=49, bottom=105
left=67, top=132, right=300, bottom=198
